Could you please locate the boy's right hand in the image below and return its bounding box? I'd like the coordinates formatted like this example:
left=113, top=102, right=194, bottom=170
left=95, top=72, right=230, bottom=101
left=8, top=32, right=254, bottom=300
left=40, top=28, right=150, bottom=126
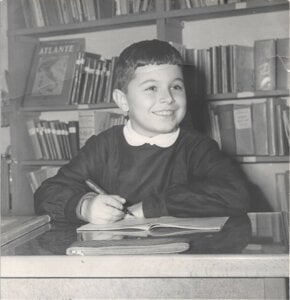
left=77, top=193, right=126, bottom=224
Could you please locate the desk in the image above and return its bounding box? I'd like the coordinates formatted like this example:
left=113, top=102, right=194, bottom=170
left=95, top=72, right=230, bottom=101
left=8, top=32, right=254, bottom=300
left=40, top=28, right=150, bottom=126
left=1, top=213, right=289, bottom=299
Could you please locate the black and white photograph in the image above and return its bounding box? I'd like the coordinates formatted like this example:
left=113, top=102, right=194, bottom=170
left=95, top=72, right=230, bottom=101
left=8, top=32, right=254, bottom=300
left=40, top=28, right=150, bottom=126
left=0, top=0, right=289, bottom=299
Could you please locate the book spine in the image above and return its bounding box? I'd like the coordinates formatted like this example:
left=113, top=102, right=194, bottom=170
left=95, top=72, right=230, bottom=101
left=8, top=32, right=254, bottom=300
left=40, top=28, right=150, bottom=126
left=276, top=38, right=290, bottom=90
left=26, top=119, right=43, bottom=160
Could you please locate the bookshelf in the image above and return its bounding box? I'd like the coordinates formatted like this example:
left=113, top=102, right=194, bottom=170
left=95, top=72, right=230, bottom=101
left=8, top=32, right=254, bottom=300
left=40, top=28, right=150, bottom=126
left=6, top=0, right=289, bottom=215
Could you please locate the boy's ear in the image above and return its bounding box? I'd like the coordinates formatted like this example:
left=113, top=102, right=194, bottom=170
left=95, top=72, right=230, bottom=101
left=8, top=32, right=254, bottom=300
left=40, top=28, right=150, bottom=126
left=112, top=89, right=129, bottom=113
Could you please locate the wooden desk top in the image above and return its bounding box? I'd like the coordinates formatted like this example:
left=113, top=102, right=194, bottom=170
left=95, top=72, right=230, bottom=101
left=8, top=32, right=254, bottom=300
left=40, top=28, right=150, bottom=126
left=1, top=212, right=289, bottom=278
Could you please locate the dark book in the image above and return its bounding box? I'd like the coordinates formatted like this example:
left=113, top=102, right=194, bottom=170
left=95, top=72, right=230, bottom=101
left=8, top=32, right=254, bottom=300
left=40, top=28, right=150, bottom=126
left=254, top=39, right=276, bottom=91
left=233, top=104, right=254, bottom=155
left=23, top=38, right=85, bottom=107
left=252, top=101, right=269, bottom=155
left=68, top=121, right=80, bottom=157
left=20, top=0, right=35, bottom=28
left=48, top=120, right=63, bottom=160
left=26, top=119, right=43, bottom=160
left=96, top=0, right=114, bottom=18
left=216, top=104, right=236, bottom=155
left=276, top=38, right=290, bottom=90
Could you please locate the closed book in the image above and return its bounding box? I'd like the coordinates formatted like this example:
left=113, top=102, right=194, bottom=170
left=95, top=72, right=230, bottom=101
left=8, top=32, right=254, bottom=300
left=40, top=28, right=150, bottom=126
left=233, top=104, right=254, bottom=155
left=66, top=238, right=190, bottom=255
left=23, top=38, right=85, bottom=107
left=275, top=103, right=288, bottom=156
left=1, top=215, right=51, bottom=246
left=276, top=172, right=289, bottom=212
left=276, top=38, right=290, bottom=90
left=68, top=121, right=80, bottom=157
left=48, top=121, right=63, bottom=160
left=233, top=45, right=254, bottom=92
left=254, top=39, right=276, bottom=91
left=20, top=0, right=35, bottom=28
left=216, top=104, right=236, bottom=155
left=266, top=98, right=277, bottom=156
left=35, top=121, right=50, bottom=160
left=96, top=0, right=114, bottom=18
left=252, top=101, right=269, bottom=155
left=26, top=119, right=43, bottom=160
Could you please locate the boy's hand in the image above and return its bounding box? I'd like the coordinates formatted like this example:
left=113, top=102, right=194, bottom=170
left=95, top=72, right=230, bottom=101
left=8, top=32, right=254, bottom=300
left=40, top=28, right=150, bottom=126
left=77, top=193, right=126, bottom=224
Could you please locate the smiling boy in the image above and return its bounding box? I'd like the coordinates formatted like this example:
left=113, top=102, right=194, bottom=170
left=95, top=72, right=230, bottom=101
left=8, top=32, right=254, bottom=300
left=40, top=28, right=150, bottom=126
left=34, top=39, right=250, bottom=224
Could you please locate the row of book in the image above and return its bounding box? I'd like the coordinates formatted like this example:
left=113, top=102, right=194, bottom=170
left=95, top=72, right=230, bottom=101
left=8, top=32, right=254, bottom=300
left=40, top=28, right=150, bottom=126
left=21, top=0, right=114, bottom=28
left=177, top=38, right=289, bottom=95
left=20, top=0, right=157, bottom=28
left=208, top=97, right=289, bottom=156
left=166, top=0, right=244, bottom=10
left=69, top=53, right=118, bottom=105
left=27, top=119, right=80, bottom=160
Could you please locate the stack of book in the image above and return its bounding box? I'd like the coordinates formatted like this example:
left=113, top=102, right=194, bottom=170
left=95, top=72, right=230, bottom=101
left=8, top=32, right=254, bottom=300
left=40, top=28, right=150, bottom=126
left=69, top=53, right=118, bottom=105
left=27, top=166, right=60, bottom=193
left=21, top=0, right=114, bottom=28
left=78, top=110, right=127, bottom=147
left=27, top=119, right=80, bottom=160
left=208, top=97, right=289, bottom=156
left=114, top=0, right=156, bottom=15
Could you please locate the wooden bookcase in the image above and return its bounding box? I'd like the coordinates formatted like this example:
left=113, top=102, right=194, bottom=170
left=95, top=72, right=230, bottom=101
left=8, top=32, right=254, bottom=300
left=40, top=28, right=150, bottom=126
left=6, top=0, right=289, bottom=215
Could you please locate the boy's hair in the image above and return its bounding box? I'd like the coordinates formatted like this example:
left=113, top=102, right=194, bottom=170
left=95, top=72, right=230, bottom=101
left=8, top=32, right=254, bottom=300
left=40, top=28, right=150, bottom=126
left=114, top=39, right=184, bottom=92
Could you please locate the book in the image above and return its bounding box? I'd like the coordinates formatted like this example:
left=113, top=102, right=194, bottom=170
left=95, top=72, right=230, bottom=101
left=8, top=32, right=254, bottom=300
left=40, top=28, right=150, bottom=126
left=233, top=104, right=254, bottom=155
left=26, top=119, right=43, bottom=160
left=1, top=215, right=50, bottom=246
left=77, top=216, right=228, bottom=233
left=23, top=38, right=85, bottom=107
left=216, top=104, right=236, bottom=155
left=276, top=172, right=289, bottom=212
left=252, top=101, right=269, bottom=155
left=66, top=237, right=190, bottom=255
left=68, top=120, right=80, bottom=157
left=254, top=39, right=276, bottom=91
left=276, top=38, right=290, bottom=90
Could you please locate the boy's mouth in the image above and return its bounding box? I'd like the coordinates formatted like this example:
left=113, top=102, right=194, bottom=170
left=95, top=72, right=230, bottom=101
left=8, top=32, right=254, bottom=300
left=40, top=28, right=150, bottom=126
left=152, top=110, right=175, bottom=116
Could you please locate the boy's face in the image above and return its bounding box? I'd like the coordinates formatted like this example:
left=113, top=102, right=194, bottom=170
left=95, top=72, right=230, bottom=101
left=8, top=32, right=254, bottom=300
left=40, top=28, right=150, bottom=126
left=116, top=64, right=186, bottom=137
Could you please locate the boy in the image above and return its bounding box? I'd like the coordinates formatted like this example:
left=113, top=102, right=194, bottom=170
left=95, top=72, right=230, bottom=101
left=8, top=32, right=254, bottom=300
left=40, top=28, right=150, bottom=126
left=34, top=39, right=250, bottom=224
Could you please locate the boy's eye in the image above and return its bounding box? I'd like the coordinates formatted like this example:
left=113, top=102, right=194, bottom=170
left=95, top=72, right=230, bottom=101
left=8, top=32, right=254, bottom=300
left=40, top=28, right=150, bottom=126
left=171, top=84, right=184, bottom=91
left=145, top=86, right=157, bottom=92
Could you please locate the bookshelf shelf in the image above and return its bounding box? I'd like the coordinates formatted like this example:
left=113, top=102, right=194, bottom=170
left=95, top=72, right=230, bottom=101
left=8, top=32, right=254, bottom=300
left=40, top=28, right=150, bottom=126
left=20, top=103, right=118, bottom=112
left=21, top=160, right=69, bottom=166
left=206, top=90, right=290, bottom=101
left=235, top=156, right=289, bottom=164
left=8, top=0, right=288, bottom=38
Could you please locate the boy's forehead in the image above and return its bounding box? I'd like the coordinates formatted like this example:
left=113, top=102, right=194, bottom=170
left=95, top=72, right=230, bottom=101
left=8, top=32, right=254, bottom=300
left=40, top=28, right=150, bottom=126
left=133, top=64, right=182, bottom=77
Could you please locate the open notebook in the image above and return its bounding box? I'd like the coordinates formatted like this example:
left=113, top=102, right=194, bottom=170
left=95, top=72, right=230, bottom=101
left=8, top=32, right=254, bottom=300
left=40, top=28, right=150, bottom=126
left=77, top=216, right=229, bottom=233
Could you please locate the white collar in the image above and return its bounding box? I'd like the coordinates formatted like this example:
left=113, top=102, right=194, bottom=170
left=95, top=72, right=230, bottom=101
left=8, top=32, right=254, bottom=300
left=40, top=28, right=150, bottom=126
left=123, top=120, right=180, bottom=148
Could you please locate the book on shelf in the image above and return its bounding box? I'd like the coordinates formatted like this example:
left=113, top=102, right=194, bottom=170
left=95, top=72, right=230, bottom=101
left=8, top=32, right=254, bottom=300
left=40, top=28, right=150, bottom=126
left=78, top=110, right=126, bottom=148
left=27, top=119, right=80, bottom=160
left=23, top=38, right=85, bottom=107
left=1, top=215, right=50, bottom=246
left=77, top=216, right=228, bottom=233
left=208, top=97, right=289, bottom=156
left=276, top=38, right=290, bottom=90
left=26, top=166, right=60, bottom=193
left=275, top=171, right=289, bottom=212
left=254, top=39, right=276, bottom=91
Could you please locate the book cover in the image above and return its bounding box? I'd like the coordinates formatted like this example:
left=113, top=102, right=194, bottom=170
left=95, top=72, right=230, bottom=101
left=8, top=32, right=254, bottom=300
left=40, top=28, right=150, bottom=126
left=1, top=215, right=51, bottom=246
left=233, top=104, right=254, bottom=155
left=216, top=104, right=236, bottom=155
left=276, top=38, right=290, bottom=90
left=252, top=101, right=269, bottom=155
left=23, top=38, right=85, bottom=107
left=254, top=39, right=276, bottom=91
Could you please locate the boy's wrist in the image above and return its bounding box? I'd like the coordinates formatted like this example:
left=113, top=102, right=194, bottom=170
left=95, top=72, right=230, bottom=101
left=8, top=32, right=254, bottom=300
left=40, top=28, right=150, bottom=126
left=76, top=192, right=98, bottom=220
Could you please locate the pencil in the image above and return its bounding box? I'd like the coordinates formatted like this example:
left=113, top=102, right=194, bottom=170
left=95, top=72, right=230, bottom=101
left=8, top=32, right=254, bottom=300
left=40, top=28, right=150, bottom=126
left=85, top=179, right=134, bottom=216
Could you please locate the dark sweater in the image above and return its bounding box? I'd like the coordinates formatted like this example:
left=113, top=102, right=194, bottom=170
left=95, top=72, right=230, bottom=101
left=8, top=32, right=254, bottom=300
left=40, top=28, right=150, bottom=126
left=34, top=126, right=250, bottom=223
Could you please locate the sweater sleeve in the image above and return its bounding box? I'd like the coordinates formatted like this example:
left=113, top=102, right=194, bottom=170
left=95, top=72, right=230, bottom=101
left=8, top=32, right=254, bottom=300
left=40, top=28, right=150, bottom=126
left=142, top=138, right=251, bottom=218
left=34, top=136, right=103, bottom=223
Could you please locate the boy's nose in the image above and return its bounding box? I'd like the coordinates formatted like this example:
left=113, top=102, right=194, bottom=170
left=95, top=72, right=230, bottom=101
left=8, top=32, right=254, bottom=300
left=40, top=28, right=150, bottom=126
left=160, top=89, right=175, bottom=104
